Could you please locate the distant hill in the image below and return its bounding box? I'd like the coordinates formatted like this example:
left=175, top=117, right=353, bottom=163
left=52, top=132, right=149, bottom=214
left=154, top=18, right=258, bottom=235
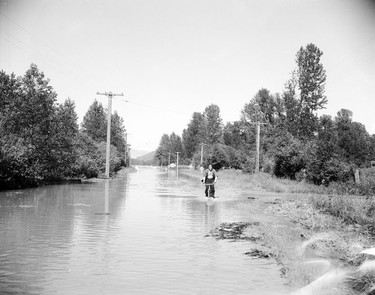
left=132, top=150, right=156, bottom=165
left=131, top=149, right=152, bottom=158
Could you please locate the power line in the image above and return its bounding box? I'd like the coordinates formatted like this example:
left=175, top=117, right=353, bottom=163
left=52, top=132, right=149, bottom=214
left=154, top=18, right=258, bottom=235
left=119, top=97, right=194, bottom=117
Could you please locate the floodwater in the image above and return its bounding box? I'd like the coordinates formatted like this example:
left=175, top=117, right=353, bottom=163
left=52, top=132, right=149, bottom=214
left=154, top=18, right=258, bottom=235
left=0, top=167, right=290, bottom=295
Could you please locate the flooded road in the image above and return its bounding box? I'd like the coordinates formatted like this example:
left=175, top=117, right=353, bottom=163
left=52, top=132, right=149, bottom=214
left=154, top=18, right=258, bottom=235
left=0, top=167, right=289, bottom=294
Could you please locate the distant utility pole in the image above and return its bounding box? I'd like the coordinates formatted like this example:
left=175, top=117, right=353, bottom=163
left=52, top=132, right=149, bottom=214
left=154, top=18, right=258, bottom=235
left=124, top=132, right=132, bottom=167
left=97, top=91, right=124, bottom=178
left=168, top=152, right=171, bottom=168
left=176, top=152, right=180, bottom=179
left=253, top=104, right=266, bottom=174
left=124, top=132, right=128, bottom=167
left=255, top=122, right=261, bottom=173
left=200, top=143, right=205, bottom=166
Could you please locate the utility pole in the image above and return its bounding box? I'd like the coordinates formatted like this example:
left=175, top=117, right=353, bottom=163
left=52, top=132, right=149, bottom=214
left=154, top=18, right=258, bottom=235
left=124, top=132, right=127, bottom=167
left=253, top=103, right=266, bottom=174
left=200, top=143, right=205, bottom=166
left=168, top=152, right=171, bottom=169
left=176, top=152, right=180, bottom=179
left=255, top=121, right=260, bottom=173
left=97, top=91, right=124, bottom=178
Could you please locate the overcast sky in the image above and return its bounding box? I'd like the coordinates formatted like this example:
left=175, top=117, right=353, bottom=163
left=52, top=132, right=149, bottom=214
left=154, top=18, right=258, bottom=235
left=1, top=0, right=374, bottom=152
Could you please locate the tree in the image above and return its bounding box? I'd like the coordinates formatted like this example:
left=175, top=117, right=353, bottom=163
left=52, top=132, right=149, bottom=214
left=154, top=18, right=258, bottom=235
left=335, top=109, right=370, bottom=167
left=82, top=100, right=107, bottom=142
left=111, top=111, right=126, bottom=155
left=182, top=112, right=205, bottom=159
left=0, top=65, right=62, bottom=184
left=223, top=121, right=254, bottom=155
left=203, top=104, right=223, bottom=144
left=169, top=132, right=183, bottom=161
left=285, top=43, right=327, bottom=139
left=155, top=134, right=171, bottom=166
left=50, top=98, right=79, bottom=177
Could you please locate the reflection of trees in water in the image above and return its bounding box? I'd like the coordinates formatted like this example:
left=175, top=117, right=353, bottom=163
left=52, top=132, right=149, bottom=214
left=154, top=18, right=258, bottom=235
left=204, top=202, right=220, bottom=228
left=0, top=174, right=132, bottom=294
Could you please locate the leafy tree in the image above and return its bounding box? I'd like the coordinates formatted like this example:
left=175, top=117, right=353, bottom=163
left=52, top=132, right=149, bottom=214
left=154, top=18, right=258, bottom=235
left=50, top=98, right=79, bottom=177
left=242, top=88, right=277, bottom=125
left=155, top=134, right=171, bottom=166
left=274, top=137, right=309, bottom=179
left=110, top=111, right=126, bottom=155
left=285, top=43, right=327, bottom=139
left=82, top=100, right=107, bottom=142
left=223, top=121, right=254, bottom=155
left=335, top=109, right=370, bottom=167
left=203, top=104, right=223, bottom=144
left=182, top=112, right=205, bottom=159
left=169, top=132, right=183, bottom=161
left=0, top=65, right=63, bottom=184
left=73, top=132, right=102, bottom=178
left=370, top=135, right=375, bottom=163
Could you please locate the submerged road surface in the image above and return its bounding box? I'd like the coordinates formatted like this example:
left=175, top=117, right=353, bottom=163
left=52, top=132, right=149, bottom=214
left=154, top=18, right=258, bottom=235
left=0, top=167, right=290, bottom=294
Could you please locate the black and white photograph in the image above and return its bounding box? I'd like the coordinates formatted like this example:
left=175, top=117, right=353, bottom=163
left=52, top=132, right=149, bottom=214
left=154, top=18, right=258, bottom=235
left=1, top=0, right=375, bottom=294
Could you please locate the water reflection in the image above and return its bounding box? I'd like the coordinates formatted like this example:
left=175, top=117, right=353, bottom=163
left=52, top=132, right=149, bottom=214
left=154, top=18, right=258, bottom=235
left=0, top=168, right=288, bottom=294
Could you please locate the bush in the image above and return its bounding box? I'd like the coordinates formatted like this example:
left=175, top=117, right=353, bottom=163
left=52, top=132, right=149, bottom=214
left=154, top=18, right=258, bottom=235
left=75, top=156, right=99, bottom=178
left=306, top=157, right=354, bottom=185
left=242, top=157, right=255, bottom=173
left=274, top=138, right=307, bottom=179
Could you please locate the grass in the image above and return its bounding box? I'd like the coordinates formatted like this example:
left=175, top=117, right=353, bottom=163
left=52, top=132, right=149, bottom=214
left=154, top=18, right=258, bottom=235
left=182, top=168, right=327, bottom=194
left=309, top=194, right=375, bottom=231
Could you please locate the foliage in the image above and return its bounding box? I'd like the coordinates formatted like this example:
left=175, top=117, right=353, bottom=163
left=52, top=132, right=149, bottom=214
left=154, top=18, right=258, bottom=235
left=192, top=143, right=246, bottom=170
left=81, top=100, right=107, bottom=142
left=223, top=121, right=254, bottom=155
left=274, top=137, right=309, bottom=179
left=203, top=104, right=224, bottom=144
left=182, top=112, right=205, bottom=159
left=280, top=44, right=327, bottom=140
left=110, top=111, right=126, bottom=155
left=155, top=43, right=375, bottom=192
left=0, top=65, right=127, bottom=189
left=155, top=134, right=171, bottom=166
left=155, top=132, right=184, bottom=166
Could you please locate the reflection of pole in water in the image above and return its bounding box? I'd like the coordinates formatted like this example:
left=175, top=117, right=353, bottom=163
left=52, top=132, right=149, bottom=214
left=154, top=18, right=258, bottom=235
left=105, top=180, right=109, bottom=214
left=176, top=151, right=180, bottom=180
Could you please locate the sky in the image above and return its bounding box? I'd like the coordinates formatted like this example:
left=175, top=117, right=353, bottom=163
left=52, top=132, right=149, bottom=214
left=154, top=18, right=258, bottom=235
left=1, top=0, right=374, bottom=153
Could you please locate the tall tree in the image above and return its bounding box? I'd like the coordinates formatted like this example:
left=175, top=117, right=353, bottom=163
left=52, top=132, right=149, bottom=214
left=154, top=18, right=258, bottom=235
left=82, top=100, right=107, bottom=142
left=0, top=65, right=60, bottom=183
left=169, top=132, right=183, bottom=160
left=286, top=43, right=327, bottom=139
left=203, top=104, right=223, bottom=144
left=182, top=112, right=205, bottom=159
left=223, top=121, right=254, bottom=155
left=51, top=98, right=79, bottom=176
left=155, top=134, right=171, bottom=166
left=111, top=111, right=126, bottom=155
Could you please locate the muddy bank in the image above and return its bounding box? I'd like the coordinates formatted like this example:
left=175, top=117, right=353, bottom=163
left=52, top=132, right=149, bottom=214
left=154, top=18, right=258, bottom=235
left=181, top=169, right=375, bottom=293
left=206, top=197, right=375, bottom=294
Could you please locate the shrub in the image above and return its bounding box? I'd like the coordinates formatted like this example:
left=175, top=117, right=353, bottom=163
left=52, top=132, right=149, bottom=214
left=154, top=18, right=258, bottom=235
left=274, top=138, right=307, bottom=179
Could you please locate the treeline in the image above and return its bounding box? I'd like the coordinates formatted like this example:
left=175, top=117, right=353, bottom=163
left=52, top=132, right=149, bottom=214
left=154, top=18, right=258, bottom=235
left=155, top=43, right=375, bottom=187
left=0, top=64, right=128, bottom=189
